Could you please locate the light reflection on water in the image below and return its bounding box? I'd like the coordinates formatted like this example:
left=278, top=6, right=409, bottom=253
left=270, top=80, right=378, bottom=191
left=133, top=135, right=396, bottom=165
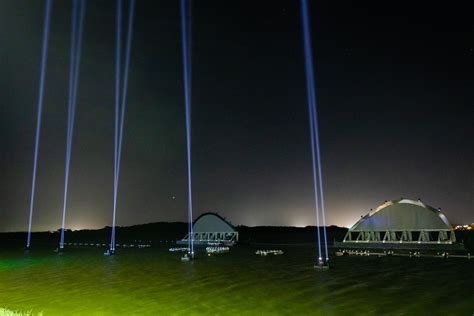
left=0, top=245, right=473, bottom=315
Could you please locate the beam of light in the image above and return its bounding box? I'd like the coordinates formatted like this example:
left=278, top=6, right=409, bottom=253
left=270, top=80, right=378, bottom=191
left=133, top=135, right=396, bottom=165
left=60, top=0, right=86, bottom=249
left=300, top=0, right=329, bottom=261
left=110, top=0, right=136, bottom=252
left=307, top=77, right=322, bottom=261
left=180, top=0, right=194, bottom=256
left=116, top=0, right=135, bottom=183
left=60, top=0, right=78, bottom=249
left=111, top=0, right=122, bottom=253
left=26, top=0, right=53, bottom=249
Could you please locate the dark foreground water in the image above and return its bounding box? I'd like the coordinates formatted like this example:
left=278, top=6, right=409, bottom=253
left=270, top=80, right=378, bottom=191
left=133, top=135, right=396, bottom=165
left=0, top=245, right=473, bottom=315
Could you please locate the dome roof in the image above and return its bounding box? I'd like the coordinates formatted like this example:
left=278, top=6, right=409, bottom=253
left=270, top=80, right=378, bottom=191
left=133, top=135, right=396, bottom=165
left=350, top=199, right=452, bottom=231
left=193, top=213, right=236, bottom=233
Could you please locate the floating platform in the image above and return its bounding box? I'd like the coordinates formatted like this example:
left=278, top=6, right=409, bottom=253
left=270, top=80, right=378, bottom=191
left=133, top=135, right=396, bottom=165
left=176, top=240, right=236, bottom=247
left=334, top=241, right=466, bottom=251
left=54, top=247, right=65, bottom=254
left=169, top=247, right=189, bottom=252
left=103, top=249, right=115, bottom=256
left=314, top=258, right=330, bottom=271
left=335, top=249, right=472, bottom=259
left=206, top=246, right=229, bottom=254
left=255, top=250, right=284, bottom=256
left=181, top=252, right=195, bottom=262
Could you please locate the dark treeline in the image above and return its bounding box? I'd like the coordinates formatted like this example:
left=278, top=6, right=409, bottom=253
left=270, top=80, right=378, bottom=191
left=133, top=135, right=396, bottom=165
left=1, top=223, right=472, bottom=251
left=0, top=223, right=346, bottom=247
left=0, top=222, right=188, bottom=248
left=455, top=230, right=474, bottom=252
left=238, top=225, right=348, bottom=245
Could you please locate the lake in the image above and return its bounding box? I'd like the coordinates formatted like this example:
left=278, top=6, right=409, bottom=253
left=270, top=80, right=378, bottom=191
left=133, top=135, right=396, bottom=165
left=1, top=245, right=473, bottom=315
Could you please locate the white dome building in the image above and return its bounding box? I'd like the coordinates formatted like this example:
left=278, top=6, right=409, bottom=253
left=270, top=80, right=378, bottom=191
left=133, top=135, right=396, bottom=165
left=180, top=212, right=238, bottom=246
left=342, top=199, right=456, bottom=245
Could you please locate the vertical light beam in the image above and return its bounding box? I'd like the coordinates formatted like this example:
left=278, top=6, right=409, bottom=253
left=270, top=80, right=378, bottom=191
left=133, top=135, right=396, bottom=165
left=110, top=0, right=135, bottom=253
left=110, top=0, right=122, bottom=253
left=60, top=0, right=86, bottom=249
left=300, top=0, right=329, bottom=261
left=26, top=0, right=53, bottom=249
left=180, top=0, right=194, bottom=257
left=60, top=0, right=78, bottom=249
left=116, top=0, right=135, bottom=183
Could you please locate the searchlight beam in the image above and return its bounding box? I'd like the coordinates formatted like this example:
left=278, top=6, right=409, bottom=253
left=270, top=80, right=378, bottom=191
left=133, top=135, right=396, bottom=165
left=59, top=0, right=86, bottom=250
left=300, top=0, right=329, bottom=265
left=109, top=0, right=136, bottom=254
left=180, top=0, right=195, bottom=258
left=26, top=0, right=53, bottom=249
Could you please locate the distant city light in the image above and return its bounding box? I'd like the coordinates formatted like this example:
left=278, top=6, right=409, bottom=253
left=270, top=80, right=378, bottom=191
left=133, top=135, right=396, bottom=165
left=454, top=224, right=474, bottom=230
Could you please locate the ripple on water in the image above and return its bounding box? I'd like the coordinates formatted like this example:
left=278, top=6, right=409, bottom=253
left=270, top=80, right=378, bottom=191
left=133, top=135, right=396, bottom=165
left=0, top=246, right=473, bottom=315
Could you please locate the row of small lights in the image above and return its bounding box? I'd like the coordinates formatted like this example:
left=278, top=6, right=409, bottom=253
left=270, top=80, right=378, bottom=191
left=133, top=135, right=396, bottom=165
left=454, top=224, right=474, bottom=230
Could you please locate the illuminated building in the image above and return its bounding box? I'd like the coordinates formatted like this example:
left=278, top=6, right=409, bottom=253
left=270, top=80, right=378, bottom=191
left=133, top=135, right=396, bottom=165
left=179, top=213, right=238, bottom=246
left=337, top=199, right=464, bottom=250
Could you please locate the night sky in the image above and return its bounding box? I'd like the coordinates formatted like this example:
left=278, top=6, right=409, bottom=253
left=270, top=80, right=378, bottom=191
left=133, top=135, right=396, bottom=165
left=1, top=0, right=472, bottom=232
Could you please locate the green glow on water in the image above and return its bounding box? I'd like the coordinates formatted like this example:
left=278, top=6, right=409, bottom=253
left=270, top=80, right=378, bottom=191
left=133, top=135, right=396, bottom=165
left=0, top=246, right=473, bottom=315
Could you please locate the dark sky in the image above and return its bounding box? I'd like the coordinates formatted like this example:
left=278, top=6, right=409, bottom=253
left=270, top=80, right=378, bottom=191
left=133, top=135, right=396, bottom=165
left=1, top=0, right=472, bottom=232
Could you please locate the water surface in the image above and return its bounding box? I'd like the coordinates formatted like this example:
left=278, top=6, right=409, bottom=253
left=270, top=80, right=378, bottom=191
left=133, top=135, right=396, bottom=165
left=0, top=245, right=473, bottom=315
